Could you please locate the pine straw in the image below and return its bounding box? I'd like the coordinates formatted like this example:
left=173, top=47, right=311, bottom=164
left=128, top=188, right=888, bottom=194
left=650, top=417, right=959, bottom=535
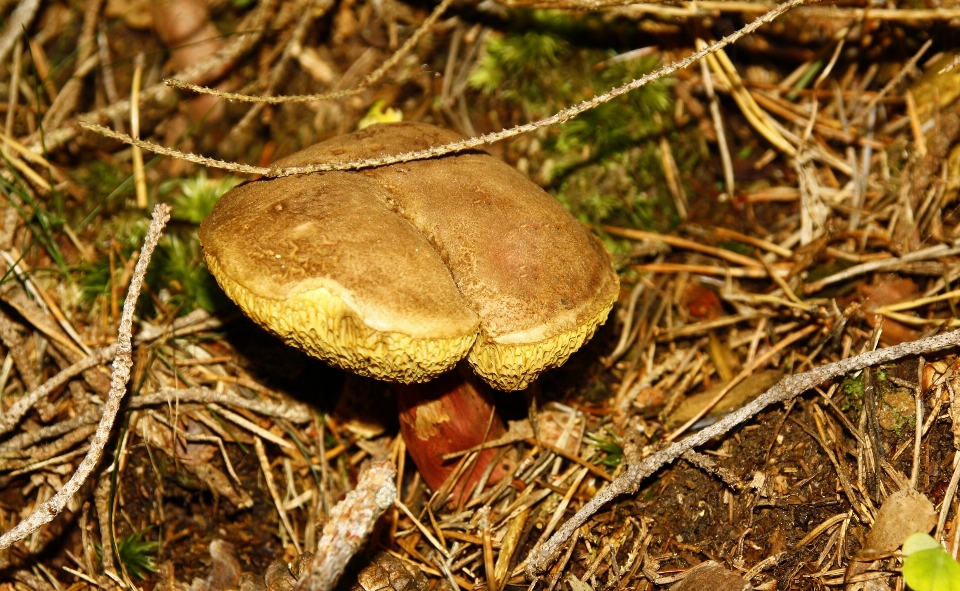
left=2, top=0, right=960, bottom=590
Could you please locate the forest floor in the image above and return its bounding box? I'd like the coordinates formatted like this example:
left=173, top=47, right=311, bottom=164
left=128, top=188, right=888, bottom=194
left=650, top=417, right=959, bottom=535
left=1, top=0, right=960, bottom=590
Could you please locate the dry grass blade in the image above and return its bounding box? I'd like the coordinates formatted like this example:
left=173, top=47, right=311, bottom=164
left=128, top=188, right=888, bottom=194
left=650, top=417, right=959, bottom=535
left=255, top=436, right=302, bottom=555
left=0, top=0, right=40, bottom=67
left=131, top=54, right=147, bottom=209
left=637, top=263, right=774, bottom=278
left=700, top=40, right=796, bottom=156
left=4, top=39, right=23, bottom=144
left=698, top=47, right=735, bottom=195
left=395, top=498, right=450, bottom=559
left=605, top=226, right=764, bottom=267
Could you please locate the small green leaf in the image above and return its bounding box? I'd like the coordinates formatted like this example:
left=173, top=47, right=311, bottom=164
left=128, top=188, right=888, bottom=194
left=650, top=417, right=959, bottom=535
left=902, top=533, right=960, bottom=591
left=358, top=100, right=403, bottom=130
left=585, top=430, right=623, bottom=469
left=905, top=533, right=946, bottom=556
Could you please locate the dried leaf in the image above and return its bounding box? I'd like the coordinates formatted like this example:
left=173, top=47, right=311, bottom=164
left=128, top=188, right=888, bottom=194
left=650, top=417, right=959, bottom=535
left=668, top=561, right=750, bottom=591
left=351, top=552, right=428, bottom=591
left=866, top=488, right=937, bottom=552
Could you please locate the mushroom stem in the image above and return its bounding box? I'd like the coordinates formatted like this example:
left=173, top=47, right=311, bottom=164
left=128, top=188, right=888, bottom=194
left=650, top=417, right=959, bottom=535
left=396, top=365, right=509, bottom=495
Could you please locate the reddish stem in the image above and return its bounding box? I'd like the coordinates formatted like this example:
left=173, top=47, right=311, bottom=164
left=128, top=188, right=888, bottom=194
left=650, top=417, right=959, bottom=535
left=396, top=366, right=510, bottom=497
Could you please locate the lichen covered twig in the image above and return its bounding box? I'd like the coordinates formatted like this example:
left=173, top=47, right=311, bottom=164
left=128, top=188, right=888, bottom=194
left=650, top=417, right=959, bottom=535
left=0, top=204, right=171, bottom=550
left=297, top=460, right=398, bottom=591
left=527, top=329, right=960, bottom=576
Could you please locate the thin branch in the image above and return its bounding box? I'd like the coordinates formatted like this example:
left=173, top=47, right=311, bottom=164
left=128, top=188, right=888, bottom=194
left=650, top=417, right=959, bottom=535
left=0, top=204, right=171, bottom=550
left=534, top=0, right=960, bottom=18
left=0, top=346, right=115, bottom=436
left=803, top=243, right=960, bottom=294
left=664, top=324, right=818, bottom=441
left=167, top=0, right=456, bottom=105
left=81, top=0, right=808, bottom=176
left=0, top=411, right=99, bottom=454
left=74, top=124, right=270, bottom=174
left=525, top=328, right=960, bottom=577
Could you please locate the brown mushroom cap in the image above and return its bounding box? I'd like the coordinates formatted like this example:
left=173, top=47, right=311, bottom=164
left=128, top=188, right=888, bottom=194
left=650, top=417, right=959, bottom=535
left=199, top=171, right=480, bottom=383
left=200, top=122, right=619, bottom=390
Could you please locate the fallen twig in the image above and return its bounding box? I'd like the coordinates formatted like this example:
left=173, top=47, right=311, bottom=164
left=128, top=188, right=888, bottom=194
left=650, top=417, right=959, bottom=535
left=526, top=328, right=960, bottom=577
left=803, top=243, right=960, bottom=294
left=0, top=204, right=171, bottom=550
left=167, top=0, right=456, bottom=105
left=0, top=346, right=115, bottom=436
left=296, top=460, right=397, bottom=591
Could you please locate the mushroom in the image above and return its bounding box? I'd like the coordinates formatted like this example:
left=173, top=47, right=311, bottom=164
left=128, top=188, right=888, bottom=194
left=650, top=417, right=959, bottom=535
left=199, top=122, right=619, bottom=491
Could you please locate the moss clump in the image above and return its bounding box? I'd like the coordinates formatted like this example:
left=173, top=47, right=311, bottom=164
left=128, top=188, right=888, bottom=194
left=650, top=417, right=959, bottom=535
left=81, top=172, right=238, bottom=316
left=96, top=528, right=160, bottom=580
left=469, top=30, right=570, bottom=109
left=840, top=373, right=864, bottom=412
left=586, top=429, right=623, bottom=469
left=161, top=171, right=241, bottom=225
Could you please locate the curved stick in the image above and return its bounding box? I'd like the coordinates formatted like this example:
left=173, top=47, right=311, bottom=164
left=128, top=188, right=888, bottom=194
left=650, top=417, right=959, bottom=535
left=0, top=205, right=171, bottom=550
left=526, top=328, right=960, bottom=576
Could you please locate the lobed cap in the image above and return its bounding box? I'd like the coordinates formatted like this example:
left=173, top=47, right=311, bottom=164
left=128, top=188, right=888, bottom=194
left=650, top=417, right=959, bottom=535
left=200, top=123, right=619, bottom=390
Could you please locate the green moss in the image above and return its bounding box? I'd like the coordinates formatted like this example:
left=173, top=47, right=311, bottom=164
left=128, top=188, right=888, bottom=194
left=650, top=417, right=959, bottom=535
left=875, top=367, right=888, bottom=386
left=720, top=241, right=753, bottom=256
left=96, top=528, right=160, bottom=580
left=841, top=374, right=864, bottom=412
left=469, top=19, right=686, bottom=244
left=150, top=234, right=228, bottom=313
left=80, top=256, right=114, bottom=303
left=160, top=171, right=241, bottom=225
left=554, top=144, right=678, bottom=257
left=469, top=31, right=569, bottom=107
left=586, top=429, right=623, bottom=469
left=883, top=398, right=916, bottom=437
